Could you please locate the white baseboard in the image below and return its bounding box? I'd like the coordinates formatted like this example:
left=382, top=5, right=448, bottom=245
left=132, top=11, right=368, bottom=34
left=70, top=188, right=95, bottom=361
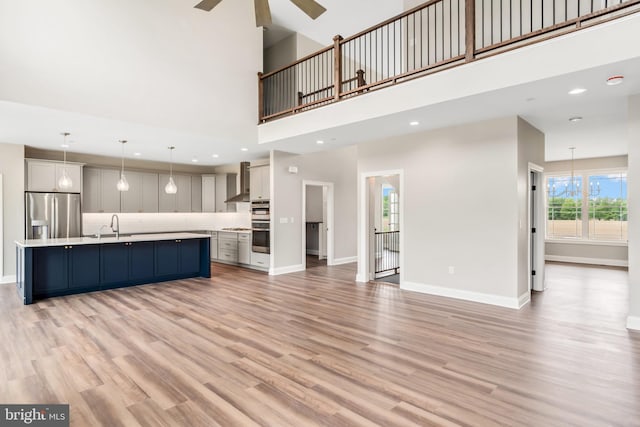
left=269, top=264, right=304, bottom=276
left=518, top=292, right=531, bottom=308
left=306, top=249, right=319, bottom=256
left=331, top=256, right=357, bottom=266
left=545, top=255, right=628, bottom=267
left=402, top=281, right=522, bottom=309
left=627, top=316, right=640, bottom=331
left=355, top=273, right=367, bottom=283
left=0, top=275, right=16, bottom=285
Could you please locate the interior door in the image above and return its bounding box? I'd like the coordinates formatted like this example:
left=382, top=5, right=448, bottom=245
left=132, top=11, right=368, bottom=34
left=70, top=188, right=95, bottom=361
left=320, top=186, right=328, bottom=259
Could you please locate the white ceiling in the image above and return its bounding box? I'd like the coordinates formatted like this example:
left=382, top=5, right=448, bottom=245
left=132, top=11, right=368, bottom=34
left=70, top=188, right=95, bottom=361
left=0, top=0, right=637, bottom=165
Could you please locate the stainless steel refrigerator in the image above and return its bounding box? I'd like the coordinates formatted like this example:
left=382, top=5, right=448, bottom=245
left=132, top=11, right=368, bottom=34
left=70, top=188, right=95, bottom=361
left=25, top=192, right=82, bottom=239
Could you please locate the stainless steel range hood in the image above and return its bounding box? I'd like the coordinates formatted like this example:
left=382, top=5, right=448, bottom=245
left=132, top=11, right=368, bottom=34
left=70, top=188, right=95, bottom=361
left=225, top=161, right=250, bottom=203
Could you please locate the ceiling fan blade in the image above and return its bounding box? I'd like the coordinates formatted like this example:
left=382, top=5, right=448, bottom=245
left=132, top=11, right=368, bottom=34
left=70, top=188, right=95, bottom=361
left=289, top=0, right=326, bottom=19
left=254, top=0, right=272, bottom=27
left=194, top=0, right=223, bottom=12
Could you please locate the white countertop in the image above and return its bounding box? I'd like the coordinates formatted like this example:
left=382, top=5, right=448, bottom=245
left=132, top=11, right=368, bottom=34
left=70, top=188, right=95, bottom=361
left=212, top=229, right=252, bottom=234
left=15, top=232, right=211, bottom=248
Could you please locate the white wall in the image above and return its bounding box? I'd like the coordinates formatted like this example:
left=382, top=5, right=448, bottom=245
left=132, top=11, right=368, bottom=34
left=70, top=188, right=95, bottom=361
left=272, top=147, right=357, bottom=271
left=358, top=117, right=524, bottom=307
left=0, top=143, right=25, bottom=281
left=628, top=94, right=640, bottom=330
left=0, top=1, right=262, bottom=140
left=264, top=34, right=297, bottom=73
left=517, top=118, right=545, bottom=298
left=544, top=155, right=629, bottom=266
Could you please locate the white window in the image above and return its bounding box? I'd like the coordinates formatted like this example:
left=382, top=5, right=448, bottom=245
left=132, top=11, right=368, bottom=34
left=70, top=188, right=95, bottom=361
left=546, top=170, right=627, bottom=242
left=381, top=185, right=399, bottom=232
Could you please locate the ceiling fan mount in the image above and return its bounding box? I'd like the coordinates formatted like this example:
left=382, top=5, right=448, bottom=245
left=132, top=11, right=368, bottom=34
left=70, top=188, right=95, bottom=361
left=194, top=0, right=327, bottom=27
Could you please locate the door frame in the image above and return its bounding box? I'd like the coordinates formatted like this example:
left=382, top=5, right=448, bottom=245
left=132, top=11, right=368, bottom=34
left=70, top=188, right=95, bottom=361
left=357, top=169, right=404, bottom=283
left=301, top=181, right=335, bottom=269
left=528, top=162, right=546, bottom=292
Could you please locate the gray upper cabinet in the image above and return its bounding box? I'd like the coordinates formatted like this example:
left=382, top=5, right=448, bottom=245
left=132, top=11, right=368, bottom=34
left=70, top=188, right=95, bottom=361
left=176, top=175, right=192, bottom=213
left=158, top=174, right=192, bottom=212
left=202, top=175, right=216, bottom=212
left=191, top=176, right=202, bottom=212
left=250, top=164, right=270, bottom=201
left=83, top=167, right=120, bottom=213
left=214, top=173, right=237, bottom=213
left=121, top=171, right=159, bottom=213
left=27, top=159, right=83, bottom=193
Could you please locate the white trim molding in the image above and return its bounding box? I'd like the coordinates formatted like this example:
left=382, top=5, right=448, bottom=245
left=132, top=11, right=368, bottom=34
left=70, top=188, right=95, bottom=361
left=333, top=256, right=357, bottom=266
left=402, top=281, right=522, bottom=309
left=269, top=264, right=305, bottom=276
left=545, top=255, right=628, bottom=267
left=0, top=275, right=17, bottom=285
left=627, top=316, right=640, bottom=331
left=518, top=292, right=531, bottom=308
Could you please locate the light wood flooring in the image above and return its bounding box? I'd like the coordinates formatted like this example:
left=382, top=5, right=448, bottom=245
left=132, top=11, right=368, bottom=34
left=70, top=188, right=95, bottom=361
left=1, top=261, right=639, bottom=426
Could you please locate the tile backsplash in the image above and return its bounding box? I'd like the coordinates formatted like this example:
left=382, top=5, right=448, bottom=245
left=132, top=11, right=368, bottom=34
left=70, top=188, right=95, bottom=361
left=83, top=212, right=251, bottom=236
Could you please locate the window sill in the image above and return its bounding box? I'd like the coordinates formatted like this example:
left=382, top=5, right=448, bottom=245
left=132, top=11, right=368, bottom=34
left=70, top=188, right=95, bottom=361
left=545, top=239, right=628, bottom=247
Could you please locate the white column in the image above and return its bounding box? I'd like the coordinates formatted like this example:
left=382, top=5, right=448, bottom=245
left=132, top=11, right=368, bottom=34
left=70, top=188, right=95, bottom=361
left=0, top=174, right=3, bottom=280
left=628, top=94, right=640, bottom=330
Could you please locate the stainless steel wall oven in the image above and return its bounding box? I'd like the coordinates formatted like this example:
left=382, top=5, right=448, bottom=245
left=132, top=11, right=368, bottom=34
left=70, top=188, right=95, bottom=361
left=251, top=201, right=270, bottom=254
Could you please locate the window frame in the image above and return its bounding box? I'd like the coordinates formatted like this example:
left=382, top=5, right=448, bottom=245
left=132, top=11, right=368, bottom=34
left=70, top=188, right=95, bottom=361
left=544, top=167, right=628, bottom=245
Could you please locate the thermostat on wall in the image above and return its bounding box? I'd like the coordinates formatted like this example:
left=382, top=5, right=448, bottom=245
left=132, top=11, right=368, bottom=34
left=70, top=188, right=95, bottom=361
left=288, top=166, right=298, bottom=174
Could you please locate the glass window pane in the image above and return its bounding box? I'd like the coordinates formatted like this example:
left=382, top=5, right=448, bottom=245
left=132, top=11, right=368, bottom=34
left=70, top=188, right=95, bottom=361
left=546, top=175, right=582, bottom=239
left=588, top=173, right=627, bottom=241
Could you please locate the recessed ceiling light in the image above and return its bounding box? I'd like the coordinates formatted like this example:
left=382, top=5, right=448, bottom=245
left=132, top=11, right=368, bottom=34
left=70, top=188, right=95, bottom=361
left=606, top=75, right=624, bottom=86
left=410, top=121, right=420, bottom=126
left=241, top=148, right=248, bottom=152
left=60, top=144, right=69, bottom=148
left=191, top=158, right=198, bottom=163
left=569, top=116, right=583, bottom=122
left=212, top=154, right=219, bottom=158
left=133, top=152, right=141, bottom=156
left=568, top=88, right=587, bottom=95
left=316, top=140, right=324, bottom=144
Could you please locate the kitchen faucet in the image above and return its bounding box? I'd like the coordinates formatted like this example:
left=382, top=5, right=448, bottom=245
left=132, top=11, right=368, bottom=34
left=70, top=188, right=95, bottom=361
left=110, top=214, right=120, bottom=239
left=96, top=225, right=109, bottom=240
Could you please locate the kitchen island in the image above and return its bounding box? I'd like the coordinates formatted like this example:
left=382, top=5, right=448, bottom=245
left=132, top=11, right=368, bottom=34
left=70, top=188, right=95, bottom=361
left=15, top=233, right=210, bottom=304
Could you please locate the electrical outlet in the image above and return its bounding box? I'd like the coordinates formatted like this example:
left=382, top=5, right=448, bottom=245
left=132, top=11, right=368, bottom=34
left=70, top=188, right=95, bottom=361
left=290, top=217, right=294, bottom=223
left=280, top=217, right=288, bottom=224
left=448, top=266, right=455, bottom=274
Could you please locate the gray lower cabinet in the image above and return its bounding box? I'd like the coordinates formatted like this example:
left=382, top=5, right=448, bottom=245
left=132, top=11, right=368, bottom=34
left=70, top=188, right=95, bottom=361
left=210, top=231, right=218, bottom=260
left=218, top=232, right=238, bottom=263
left=238, top=233, right=250, bottom=264
left=121, top=171, right=159, bottom=213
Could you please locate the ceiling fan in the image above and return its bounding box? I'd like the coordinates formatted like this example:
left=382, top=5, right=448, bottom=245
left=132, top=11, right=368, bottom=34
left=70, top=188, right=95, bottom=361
left=194, top=0, right=327, bottom=27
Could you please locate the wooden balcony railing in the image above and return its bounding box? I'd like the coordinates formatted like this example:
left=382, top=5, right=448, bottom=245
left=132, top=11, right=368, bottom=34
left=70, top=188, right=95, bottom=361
left=259, top=0, right=640, bottom=122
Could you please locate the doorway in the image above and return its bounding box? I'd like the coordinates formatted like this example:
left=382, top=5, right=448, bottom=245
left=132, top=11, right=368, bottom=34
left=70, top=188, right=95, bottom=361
left=302, top=181, right=334, bottom=270
left=529, top=164, right=545, bottom=292
left=357, top=170, right=403, bottom=284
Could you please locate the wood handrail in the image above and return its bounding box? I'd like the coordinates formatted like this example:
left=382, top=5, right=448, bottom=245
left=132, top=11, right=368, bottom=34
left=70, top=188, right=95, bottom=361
left=260, top=44, right=334, bottom=80
left=259, top=0, right=640, bottom=122
left=340, top=0, right=446, bottom=44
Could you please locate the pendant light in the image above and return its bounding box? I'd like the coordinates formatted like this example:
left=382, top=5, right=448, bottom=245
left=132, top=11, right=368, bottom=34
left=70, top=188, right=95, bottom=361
left=116, top=140, right=130, bottom=191
left=58, top=132, right=73, bottom=190
left=165, top=146, right=177, bottom=194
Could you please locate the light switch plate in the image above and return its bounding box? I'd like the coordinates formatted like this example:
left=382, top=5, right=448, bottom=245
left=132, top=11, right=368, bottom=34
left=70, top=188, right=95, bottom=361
left=280, top=217, right=289, bottom=224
